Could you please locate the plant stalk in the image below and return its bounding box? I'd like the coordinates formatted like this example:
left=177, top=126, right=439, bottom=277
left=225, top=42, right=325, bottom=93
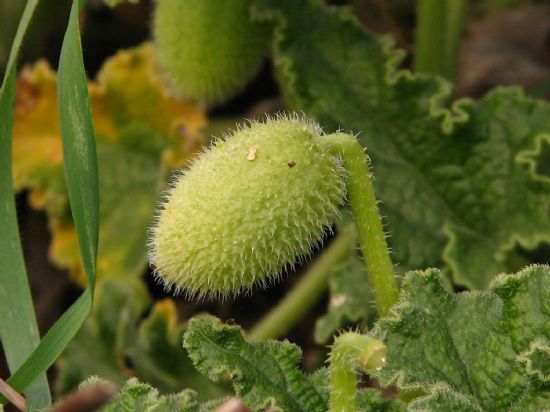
left=322, top=133, right=398, bottom=317
left=248, top=224, right=356, bottom=341
left=329, top=332, right=387, bottom=412
left=415, top=0, right=468, bottom=81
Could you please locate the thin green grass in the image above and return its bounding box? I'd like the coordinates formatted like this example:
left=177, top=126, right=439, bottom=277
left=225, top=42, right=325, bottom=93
left=0, top=0, right=51, bottom=408
left=0, top=0, right=98, bottom=409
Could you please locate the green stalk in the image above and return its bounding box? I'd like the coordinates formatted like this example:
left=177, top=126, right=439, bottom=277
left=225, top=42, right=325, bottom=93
left=329, top=332, right=387, bottom=412
left=322, top=133, right=398, bottom=317
left=415, top=0, right=468, bottom=81
left=248, top=224, right=356, bottom=341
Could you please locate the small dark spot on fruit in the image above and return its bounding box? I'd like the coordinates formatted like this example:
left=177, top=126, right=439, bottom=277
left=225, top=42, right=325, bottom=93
left=288, top=161, right=296, bottom=168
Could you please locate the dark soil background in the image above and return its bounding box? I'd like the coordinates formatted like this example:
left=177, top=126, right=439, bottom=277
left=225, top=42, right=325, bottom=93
left=1, top=0, right=550, bottom=409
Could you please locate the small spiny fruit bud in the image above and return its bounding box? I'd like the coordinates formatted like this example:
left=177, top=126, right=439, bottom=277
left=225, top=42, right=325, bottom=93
left=153, top=0, right=270, bottom=106
left=149, top=115, right=346, bottom=298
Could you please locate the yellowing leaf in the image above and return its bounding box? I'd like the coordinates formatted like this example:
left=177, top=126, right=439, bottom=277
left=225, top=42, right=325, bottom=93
left=13, top=43, right=207, bottom=285
left=89, top=43, right=205, bottom=166
left=14, top=62, right=66, bottom=214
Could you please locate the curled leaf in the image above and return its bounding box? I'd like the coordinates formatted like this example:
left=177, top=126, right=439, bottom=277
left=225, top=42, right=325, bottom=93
left=254, top=0, right=550, bottom=289
left=79, top=377, right=201, bottom=412
left=184, top=315, right=328, bottom=412
left=372, top=265, right=550, bottom=410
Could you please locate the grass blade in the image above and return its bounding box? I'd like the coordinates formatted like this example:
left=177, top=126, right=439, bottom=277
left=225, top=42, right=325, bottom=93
left=57, top=0, right=99, bottom=291
left=0, top=0, right=52, bottom=408
left=2, top=0, right=98, bottom=406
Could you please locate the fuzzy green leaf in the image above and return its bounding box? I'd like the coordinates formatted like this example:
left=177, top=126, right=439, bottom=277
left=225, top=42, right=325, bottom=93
left=314, top=253, right=373, bottom=343
left=56, top=279, right=227, bottom=402
left=184, top=315, right=328, bottom=412
left=253, top=0, right=550, bottom=289
left=372, top=265, right=550, bottom=411
left=357, top=388, right=406, bottom=412
left=518, top=340, right=550, bottom=385
left=80, top=377, right=200, bottom=412
left=406, top=384, right=483, bottom=412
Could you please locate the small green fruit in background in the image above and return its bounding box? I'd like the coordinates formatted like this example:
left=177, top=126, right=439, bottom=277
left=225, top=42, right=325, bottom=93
left=153, top=0, right=270, bottom=106
left=149, top=115, right=346, bottom=297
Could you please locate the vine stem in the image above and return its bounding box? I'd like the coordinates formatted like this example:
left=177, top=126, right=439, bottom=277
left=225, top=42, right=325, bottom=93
left=329, top=332, right=387, bottom=412
left=415, top=0, right=468, bottom=81
left=322, top=133, right=398, bottom=317
left=248, top=224, right=356, bottom=341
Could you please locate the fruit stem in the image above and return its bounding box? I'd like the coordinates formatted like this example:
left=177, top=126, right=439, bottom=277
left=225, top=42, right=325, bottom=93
left=329, top=332, right=387, bottom=412
left=322, top=133, right=398, bottom=317
left=415, top=0, right=468, bottom=81
left=248, top=224, right=356, bottom=341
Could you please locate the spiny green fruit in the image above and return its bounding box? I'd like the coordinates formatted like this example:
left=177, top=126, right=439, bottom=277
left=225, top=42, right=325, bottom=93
left=149, top=115, right=346, bottom=298
left=153, top=0, right=270, bottom=106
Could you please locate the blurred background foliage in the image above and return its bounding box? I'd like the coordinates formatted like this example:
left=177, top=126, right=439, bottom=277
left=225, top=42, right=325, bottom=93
left=1, top=0, right=549, bottom=406
left=12, top=44, right=205, bottom=286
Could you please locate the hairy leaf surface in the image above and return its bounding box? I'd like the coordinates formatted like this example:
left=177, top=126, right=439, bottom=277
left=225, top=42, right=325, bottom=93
left=184, top=315, right=328, bottom=412
left=372, top=265, right=550, bottom=411
left=80, top=377, right=202, bottom=412
left=185, top=316, right=405, bottom=411
left=356, top=388, right=406, bottom=412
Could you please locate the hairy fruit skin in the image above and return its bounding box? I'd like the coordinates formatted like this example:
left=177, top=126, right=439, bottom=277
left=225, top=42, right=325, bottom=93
left=149, top=116, right=346, bottom=297
left=153, top=0, right=269, bottom=106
